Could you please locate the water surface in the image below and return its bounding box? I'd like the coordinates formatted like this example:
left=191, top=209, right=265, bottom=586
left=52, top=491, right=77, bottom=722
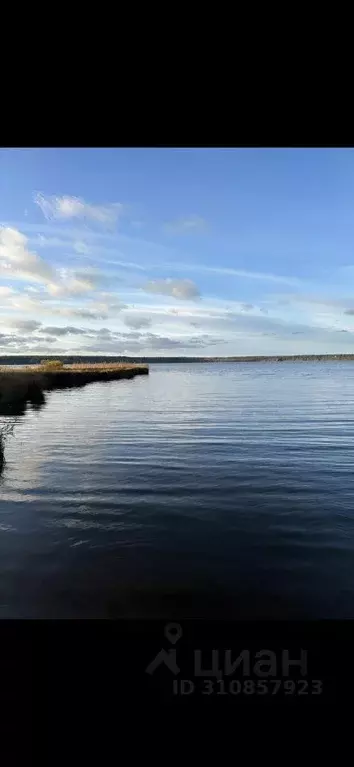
left=1, top=361, right=354, bottom=618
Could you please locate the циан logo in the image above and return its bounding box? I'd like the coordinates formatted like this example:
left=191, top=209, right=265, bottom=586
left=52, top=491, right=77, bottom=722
left=145, top=623, right=323, bottom=698
left=145, top=623, right=182, bottom=675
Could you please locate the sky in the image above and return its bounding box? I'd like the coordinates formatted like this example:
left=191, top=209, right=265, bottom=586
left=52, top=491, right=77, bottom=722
left=1, top=147, right=354, bottom=356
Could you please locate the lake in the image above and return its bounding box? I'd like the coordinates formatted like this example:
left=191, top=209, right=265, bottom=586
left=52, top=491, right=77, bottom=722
left=1, top=361, right=354, bottom=618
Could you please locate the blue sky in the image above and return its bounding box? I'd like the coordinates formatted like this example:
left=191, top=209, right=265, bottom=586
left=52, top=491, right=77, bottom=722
left=1, top=147, right=354, bottom=355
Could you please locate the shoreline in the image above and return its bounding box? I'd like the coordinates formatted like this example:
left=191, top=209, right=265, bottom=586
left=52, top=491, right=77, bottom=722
left=1, top=354, right=354, bottom=365
left=0, top=363, right=149, bottom=417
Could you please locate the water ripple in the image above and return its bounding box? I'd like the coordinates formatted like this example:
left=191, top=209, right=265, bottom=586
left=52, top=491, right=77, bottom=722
left=2, top=361, right=354, bottom=617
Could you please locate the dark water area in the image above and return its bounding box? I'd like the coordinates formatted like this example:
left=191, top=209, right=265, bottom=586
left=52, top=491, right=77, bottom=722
left=1, top=361, right=354, bottom=619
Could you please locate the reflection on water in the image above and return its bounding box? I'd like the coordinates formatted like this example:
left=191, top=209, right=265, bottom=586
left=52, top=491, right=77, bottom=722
left=0, top=387, right=46, bottom=417
left=0, top=418, right=20, bottom=479
left=0, top=386, right=46, bottom=476
left=2, top=362, right=354, bottom=618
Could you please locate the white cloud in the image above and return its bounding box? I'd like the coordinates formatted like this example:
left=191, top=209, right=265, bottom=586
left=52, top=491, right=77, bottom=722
left=46, top=284, right=65, bottom=297
left=165, top=215, right=207, bottom=234
left=8, top=295, right=41, bottom=312
left=34, top=193, right=124, bottom=226
left=92, top=292, right=126, bottom=309
left=0, top=227, right=56, bottom=284
left=123, top=313, right=152, bottom=330
left=5, top=319, right=41, bottom=332
left=54, top=307, right=110, bottom=321
left=143, top=278, right=200, bottom=300
left=41, top=326, right=89, bottom=337
left=2, top=292, right=112, bottom=321
left=0, top=226, right=105, bottom=299
left=64, top=278, right=94, bottom=295
left=46, top=268, right=102, bottom=297
left=44, top=298, right=117, bottom=320
left=81, top=331, right=222, bottom=354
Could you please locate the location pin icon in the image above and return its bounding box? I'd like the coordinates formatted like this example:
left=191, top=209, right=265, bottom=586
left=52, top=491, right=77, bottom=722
left=164, top=623, right=182, bottom=644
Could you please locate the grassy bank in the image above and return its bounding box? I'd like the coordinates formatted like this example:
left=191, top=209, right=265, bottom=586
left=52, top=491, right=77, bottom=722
left=0, top=362, right=149, bottom=416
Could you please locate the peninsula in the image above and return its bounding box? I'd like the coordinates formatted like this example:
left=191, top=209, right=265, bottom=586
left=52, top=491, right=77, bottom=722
left=0, top=361, right=149, bottom=414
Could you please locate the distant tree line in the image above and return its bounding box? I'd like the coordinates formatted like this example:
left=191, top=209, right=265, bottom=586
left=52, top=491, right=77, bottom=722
left=2, top=354, right=354, bottom=365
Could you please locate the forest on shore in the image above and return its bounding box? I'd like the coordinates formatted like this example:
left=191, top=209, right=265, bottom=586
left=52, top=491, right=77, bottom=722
left=1, top=354, right=354, bottom=365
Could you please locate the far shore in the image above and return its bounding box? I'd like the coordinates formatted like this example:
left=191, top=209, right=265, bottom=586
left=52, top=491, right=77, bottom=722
left=1, top=354, right=354, bottom=365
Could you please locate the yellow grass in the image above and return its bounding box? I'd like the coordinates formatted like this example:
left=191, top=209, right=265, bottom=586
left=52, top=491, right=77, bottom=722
left=0, top=363, right=149, bottom=410
left=0, top=363, right=148, bottom=374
